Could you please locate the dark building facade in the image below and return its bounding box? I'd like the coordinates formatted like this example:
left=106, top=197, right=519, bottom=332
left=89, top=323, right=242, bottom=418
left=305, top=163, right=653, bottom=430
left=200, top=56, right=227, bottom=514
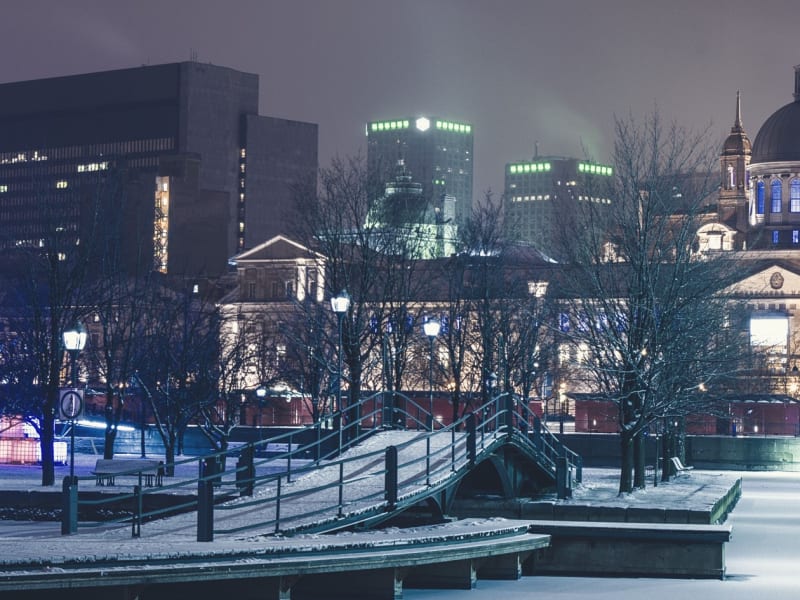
left=0, top=62, right=318, bottom=276
left=503, top=155, right=614, bottom=258
left=366, top=116, right=473, bottom=227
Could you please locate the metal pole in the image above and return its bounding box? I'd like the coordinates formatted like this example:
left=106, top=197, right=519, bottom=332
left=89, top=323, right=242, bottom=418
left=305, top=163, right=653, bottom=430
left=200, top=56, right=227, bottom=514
left=140, top=394, right=146, bottom=458
left=337, top=312, right=344, bottom=450
left=69, top=351, right=77, bottom=480
left=428, top=337, right=434, bottom=431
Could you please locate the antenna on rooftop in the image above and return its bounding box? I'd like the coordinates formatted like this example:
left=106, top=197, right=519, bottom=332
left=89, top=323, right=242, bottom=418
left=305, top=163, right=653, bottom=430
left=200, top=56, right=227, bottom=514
left=190, top=49, right=198, bottom=62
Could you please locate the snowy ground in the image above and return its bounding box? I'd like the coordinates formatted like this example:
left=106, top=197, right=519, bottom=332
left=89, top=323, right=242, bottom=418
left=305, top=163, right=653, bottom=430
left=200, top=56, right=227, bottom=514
left=406, top=471, right=800, bottom=600
left=2, top=451, right=790, bottom=599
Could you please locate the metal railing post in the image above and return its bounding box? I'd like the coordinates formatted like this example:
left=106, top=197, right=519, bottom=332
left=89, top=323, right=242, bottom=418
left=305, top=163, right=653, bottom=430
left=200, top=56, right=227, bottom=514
left=236, top=444, right=255, bottom=496
left=132, top=484, right=142, bottom=538
left=197, top=458, right=214, bottom=542
left=275, top=477, right=282, bottom=533
left=315, top=422, right=321, bottom=462
left=385, top=445, right=398, bottom=510
left=556, top=455, right=571, bottom=499
left=426, top=436, right=431, bottom=486
left=338, top=462, right=345, bottom=517
left=451, top=427, right=456, bottom=471
left=60, top=476, right=78, bottom=535
left=532, top=415, right=543, bottom=452
left=466, top=413, right=477, bottom=465
left=287, top=433, right=293, bottom=483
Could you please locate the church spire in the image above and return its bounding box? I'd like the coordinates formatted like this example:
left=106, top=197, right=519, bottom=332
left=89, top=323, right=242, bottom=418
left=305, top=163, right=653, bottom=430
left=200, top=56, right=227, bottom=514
left=733, top=90, right=743, bottom=132
left=794, top=64, right=800, bottom=101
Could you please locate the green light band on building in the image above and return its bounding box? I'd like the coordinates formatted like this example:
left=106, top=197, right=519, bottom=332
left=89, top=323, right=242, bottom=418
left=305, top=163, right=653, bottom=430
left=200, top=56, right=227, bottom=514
left=578, top=162, right=614, bottom=176
left=369, top=120, right=411, bottom=132
left=508, top=162, right=552, bottom=174
left=435, top=120, right=471, bottom=133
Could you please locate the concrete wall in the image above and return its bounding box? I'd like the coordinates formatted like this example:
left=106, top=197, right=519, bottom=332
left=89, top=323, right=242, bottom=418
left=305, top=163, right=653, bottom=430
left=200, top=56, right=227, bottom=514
left=560, top=433, right=800, bottom=471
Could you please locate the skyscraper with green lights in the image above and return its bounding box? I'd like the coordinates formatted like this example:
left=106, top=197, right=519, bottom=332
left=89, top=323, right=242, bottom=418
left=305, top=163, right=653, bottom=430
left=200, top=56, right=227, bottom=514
left=503, top=156, right=614, bottom=259
left=366, top=116, right=473, bottom=227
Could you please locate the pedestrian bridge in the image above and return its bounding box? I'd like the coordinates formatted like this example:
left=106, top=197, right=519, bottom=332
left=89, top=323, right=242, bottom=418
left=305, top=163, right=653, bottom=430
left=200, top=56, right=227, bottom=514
left=61, top=393, right=581, bottom=541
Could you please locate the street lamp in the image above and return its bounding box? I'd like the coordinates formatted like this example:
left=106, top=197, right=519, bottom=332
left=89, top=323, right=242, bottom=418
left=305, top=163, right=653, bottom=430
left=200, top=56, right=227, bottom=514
left=62, top=322, right=87, bottom=479
left=423, top=318, right=440, bottom=431
left=331, top=290, right=350, bottom=447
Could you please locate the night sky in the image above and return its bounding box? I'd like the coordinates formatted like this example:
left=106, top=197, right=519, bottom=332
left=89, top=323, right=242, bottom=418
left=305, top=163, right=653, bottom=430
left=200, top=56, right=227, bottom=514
left=1, top=0, right=798, bottom=196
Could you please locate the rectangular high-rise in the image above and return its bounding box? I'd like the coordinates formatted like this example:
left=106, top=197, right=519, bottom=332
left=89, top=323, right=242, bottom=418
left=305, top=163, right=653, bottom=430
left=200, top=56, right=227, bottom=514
left=503, top=156, right=614, bottom=259
left=0, top=62, right=318, bottom=276
left=366, top=116, right=473, bottom=227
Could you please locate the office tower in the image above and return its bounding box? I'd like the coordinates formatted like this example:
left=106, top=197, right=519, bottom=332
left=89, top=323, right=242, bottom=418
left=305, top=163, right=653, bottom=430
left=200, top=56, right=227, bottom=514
left=366, top=116, right=473, bottom=227
left=503, top=156, right=613, bottom=258
left=0, top=62, right=317, bottom=276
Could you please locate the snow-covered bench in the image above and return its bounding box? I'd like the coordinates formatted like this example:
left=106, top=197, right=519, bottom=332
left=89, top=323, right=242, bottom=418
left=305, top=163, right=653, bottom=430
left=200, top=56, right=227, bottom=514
left=670, top=456, right=694, bottom=476
left=93, top=459, right=163, bottom=487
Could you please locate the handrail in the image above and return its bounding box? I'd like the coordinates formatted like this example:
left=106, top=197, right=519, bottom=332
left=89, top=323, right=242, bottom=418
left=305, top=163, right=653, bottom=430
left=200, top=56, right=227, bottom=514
left=62, top=389, right=581, bottom=538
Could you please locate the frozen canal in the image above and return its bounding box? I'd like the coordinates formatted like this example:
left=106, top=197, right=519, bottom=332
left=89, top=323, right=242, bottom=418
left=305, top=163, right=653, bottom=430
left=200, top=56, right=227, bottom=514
left=406, top=471, right=800, bottom=599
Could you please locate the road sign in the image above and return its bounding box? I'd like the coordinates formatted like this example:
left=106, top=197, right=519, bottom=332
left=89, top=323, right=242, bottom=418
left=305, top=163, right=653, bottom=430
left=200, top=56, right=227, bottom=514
left=58, top=388, right=84, bottom=421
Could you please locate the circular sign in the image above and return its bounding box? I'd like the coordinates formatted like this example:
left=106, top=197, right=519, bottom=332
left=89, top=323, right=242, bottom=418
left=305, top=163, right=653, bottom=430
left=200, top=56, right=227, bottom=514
left=59, top=390, right=83, bottom=420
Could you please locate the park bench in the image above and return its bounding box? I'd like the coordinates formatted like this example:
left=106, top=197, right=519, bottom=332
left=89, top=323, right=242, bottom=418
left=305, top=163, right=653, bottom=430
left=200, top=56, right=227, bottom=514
left=670, top=456, right=694, bottom=476
left=93, top=458, right=164, bottom=487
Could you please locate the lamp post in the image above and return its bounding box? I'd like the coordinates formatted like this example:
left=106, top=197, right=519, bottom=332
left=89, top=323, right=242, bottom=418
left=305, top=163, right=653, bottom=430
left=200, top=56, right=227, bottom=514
left=255, top=384, right=267, bottom=427
left=423, top=318, right=440, bottom=431
left=331, top=290, right=350, bottom=447
left=62, top=322, right=87, bottom=479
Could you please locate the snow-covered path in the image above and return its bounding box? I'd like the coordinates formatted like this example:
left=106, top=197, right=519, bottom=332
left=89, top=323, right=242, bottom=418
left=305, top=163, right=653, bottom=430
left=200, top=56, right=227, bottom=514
left=97, top=429, right=474, bottom=539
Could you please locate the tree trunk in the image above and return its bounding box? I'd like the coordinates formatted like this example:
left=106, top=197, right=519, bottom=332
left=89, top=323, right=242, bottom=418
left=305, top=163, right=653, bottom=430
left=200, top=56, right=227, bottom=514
left=103, top=393, right=118, bottom=459
left=618, top=430, right=634, bottom=494
left=661, top=427, right=671, bottom=482
left=165, top=431, right=176, bottom=476
left=40, top=407, right=56, bottom=486
left=632, top=431, right=646, bottom=489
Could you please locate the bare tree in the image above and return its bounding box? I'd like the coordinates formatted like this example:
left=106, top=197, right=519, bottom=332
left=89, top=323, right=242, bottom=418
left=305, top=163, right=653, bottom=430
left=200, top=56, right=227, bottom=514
left=555, top=110, right=742, bottom=493
left=135, top=280, right=221, bottom=472
left=0, top=174, right=100, bottom=485
left=291, top=155, right=433, bottom=436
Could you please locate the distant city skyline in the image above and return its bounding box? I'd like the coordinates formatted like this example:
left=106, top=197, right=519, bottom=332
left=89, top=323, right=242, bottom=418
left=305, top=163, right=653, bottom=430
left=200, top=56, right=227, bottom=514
left=1, top=0, right=798, bottom=200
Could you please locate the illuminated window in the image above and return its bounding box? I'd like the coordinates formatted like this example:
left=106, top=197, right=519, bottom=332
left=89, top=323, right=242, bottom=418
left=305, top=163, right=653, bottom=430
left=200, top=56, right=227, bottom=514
left=56, top=180, right=68, bottom=189
left=772, top=230, right=779, bottom=245
left=757, top=181, right=765, bottom=214
left=240, top=148, right=246, bottom=158
left=771, top=180, right=782, bottom=213
left=793, top=230, right=799, bottom=245
left=750, top=314, right=788, bottom=351
left=0, top=185, right=7, bottom=193
left=790, top=179, right=800, bottom=212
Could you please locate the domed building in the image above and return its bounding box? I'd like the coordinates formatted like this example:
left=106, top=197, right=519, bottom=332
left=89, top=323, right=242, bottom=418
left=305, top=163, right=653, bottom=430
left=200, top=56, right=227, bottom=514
left=745, top=65, right=800, bottom=249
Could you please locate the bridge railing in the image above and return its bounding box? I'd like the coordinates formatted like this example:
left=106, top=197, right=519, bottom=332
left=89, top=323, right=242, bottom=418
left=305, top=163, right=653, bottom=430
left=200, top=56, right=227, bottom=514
left=61, top=390, right=579, bottom=539
left=493, top=392, right=582, bottom=490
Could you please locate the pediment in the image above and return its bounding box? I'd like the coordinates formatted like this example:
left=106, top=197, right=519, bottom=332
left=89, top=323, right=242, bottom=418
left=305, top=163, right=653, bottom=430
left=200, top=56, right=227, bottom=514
left=729, top=264, right=800, bottom=296
left=234, top=235, right=324, bottom=262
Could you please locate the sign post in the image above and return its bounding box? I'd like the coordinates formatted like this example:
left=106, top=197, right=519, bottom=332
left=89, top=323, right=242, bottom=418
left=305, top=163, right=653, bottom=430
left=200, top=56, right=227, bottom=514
left=59, top=388, right=84, bottom=479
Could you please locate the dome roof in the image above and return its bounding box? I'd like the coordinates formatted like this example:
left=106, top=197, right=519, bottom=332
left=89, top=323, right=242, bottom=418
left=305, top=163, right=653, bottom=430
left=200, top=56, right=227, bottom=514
left=752, top=100, right=800, bottom=163
left=752, top=66, right=800, bottom=163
